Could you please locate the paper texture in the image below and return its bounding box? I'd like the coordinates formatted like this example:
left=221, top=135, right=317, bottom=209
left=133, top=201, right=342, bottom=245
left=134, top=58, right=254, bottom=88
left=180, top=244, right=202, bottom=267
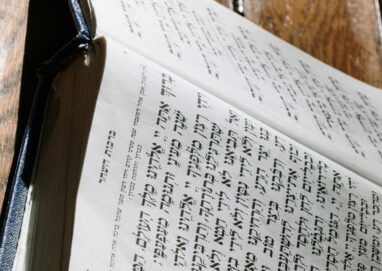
left=90, top=0, right=382, bottom=184
left=69, top=39, right=382, bottom=271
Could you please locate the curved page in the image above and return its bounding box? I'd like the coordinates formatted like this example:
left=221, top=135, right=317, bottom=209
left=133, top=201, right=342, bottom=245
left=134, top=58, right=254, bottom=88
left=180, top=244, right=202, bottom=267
left=90, top=0, right=382, bottom=184
left=69, top=38, right=382, bottom=271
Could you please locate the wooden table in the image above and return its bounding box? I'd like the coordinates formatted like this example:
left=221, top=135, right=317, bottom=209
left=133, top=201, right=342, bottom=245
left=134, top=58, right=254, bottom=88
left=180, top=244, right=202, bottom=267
left=0, top=0, right=29, bottom=209
left=218, top=0, right=382, bottom=87
left=0, top=0, right=382, bottom=211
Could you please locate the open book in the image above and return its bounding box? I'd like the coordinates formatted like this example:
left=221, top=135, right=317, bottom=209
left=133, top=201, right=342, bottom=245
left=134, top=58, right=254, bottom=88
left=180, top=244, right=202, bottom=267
left=5, top=0, right=382, bottom=270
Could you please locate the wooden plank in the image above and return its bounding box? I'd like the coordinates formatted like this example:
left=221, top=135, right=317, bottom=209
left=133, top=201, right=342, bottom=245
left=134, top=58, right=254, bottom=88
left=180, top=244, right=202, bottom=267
left=216, top=0, right=382, bottom=88
left=0, top=0, right=29, bottom=210
left=216, top=0, right=232, bottom=8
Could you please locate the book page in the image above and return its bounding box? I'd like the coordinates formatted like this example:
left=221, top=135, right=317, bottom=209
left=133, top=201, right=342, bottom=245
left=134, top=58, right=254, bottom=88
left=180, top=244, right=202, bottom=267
left=69, top=38, right=382, bottom=271
left=90, top=0, right=382, bottom=184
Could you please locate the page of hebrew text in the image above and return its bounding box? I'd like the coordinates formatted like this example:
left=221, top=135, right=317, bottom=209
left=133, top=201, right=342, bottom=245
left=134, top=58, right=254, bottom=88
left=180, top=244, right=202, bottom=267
left=69, top=37, right=382, bottom=271
left=89, top=0, right=382, bottom=184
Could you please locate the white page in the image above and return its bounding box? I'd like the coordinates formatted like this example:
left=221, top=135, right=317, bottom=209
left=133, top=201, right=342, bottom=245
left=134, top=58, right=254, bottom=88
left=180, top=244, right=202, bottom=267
left=69, top=38, right=382, bottom=271
left=89, top=0, right=382, bottom=184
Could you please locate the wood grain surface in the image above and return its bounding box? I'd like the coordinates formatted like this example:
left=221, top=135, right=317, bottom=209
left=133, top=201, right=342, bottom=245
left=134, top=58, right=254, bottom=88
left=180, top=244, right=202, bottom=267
left=0, top=0, right=29, bottom=209
left=0, top=0, right=381, bottom=211
left=217, top=0, right=382, bottom=88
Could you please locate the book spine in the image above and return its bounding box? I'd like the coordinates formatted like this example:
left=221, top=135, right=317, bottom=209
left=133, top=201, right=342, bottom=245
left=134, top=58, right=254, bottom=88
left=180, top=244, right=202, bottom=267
left=0, top=36, right=91, bottom=271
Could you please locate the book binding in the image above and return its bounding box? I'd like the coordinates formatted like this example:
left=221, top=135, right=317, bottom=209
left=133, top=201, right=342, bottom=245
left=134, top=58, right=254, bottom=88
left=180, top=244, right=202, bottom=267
left=0, top=1, right=92, bottom=269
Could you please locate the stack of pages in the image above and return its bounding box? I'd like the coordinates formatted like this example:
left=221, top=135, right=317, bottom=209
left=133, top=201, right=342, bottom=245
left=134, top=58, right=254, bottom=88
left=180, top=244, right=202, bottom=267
left=6, top=0, right=382, bottom=270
